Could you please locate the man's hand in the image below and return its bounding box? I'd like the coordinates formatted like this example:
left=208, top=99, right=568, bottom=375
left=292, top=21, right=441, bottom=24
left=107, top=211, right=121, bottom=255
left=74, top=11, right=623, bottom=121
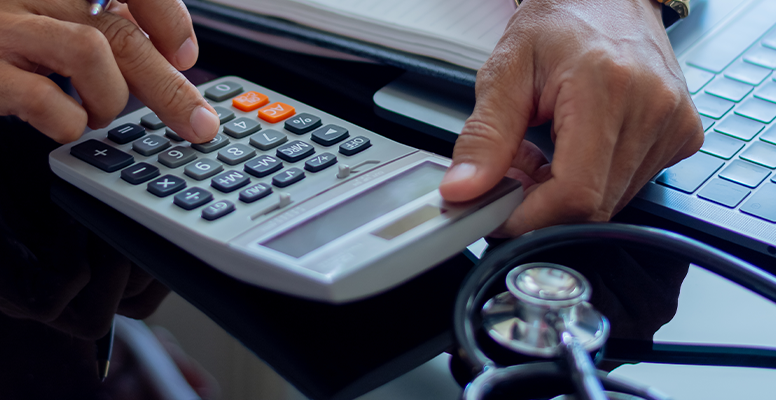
left=0, top=0, right=219, bottom=143
left=439, top=0, right=704, bottom=237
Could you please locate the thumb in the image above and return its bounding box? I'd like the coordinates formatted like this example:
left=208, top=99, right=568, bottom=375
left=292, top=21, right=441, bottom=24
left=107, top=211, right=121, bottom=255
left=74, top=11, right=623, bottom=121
left=439, top=80, right=533, bottom=202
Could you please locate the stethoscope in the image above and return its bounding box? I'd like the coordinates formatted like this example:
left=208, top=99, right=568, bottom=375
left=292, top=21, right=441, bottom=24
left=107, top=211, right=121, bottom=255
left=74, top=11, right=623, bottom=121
left=453, top=223, right=776, bottom=400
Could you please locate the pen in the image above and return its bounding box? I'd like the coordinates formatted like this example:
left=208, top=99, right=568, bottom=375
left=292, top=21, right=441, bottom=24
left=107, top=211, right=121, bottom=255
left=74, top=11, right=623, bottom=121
left=89, top=0, right=111, bottom=16
left=95, top=316, right=115, bottom=382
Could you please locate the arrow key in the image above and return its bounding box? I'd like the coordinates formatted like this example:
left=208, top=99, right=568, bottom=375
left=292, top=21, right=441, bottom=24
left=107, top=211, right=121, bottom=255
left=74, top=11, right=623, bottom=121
left=311, top=124, right=349, bottom=146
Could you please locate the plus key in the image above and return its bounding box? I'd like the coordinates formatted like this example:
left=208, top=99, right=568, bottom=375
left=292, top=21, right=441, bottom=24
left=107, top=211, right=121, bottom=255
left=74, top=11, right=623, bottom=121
left=71, top=139, right=134, bottom=172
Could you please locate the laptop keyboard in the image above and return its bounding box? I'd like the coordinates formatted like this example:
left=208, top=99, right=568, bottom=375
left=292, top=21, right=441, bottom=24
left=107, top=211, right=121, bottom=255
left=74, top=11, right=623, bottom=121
left=656, top=23, right=776, bottom=224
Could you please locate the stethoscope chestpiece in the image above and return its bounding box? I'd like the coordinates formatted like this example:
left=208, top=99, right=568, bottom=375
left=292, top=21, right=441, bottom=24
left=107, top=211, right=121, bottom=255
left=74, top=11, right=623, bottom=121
left=481, top=263, right=610, bottom=359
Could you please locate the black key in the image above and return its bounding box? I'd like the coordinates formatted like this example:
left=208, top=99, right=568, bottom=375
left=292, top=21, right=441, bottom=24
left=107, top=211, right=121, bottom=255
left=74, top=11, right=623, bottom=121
left=239, top=183, right=273, bottom=203
left=132, top=134, right=171, bottom=156
left=719, top=160, right=770, bottom=188
left=108, top=123, right=145, bottom=144
left=250, top=129, right=288, bottom=150
left=173, top=187, right=213, bottom=210
left=213, top=107, right=235, bottom=124
left=202, top=200, right=236, bottom=221
left=211, top=170, right=251, bottom=193
left=204, top=81, right=243, bottom=101
left=147, top=174, right=186, bottom=197
left=339, top=136, right=371, bottom=156
left=276, top=140, right=315, bottom=162
left=740, top=182, right=776, bottom=222
left=140, top=112, right=165, bottom=130
left=121, top=162, right=160, bottom=185
left=165, top=128, right=184, bottom=142
left=217, top=143, right=256, bottom=165
left=71, top=139, right=134, bottom=172
left=191, top=133, right=230, bottom=153
left=656, top=152, right=724, bottom=193
left=311, top=124, right=349, bottom=146
left=158, top=146, right=197, bottom=168
left=285, top=113, right=322, bottom=134
left=223, top=117, right=261, bottom=138
left=184, top=159, right=224, bottom=181
left=272, top=168, right=305, bottom=187
left=305, top=152, right=337, bottom=172
left=697, top=178, right=751, bottom=208
left=244, top=155, right=283, bottom=177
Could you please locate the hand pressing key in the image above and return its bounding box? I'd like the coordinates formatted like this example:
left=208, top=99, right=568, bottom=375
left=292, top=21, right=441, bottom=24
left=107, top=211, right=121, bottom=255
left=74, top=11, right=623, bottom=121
left=0, top=0, right=220, bottom=143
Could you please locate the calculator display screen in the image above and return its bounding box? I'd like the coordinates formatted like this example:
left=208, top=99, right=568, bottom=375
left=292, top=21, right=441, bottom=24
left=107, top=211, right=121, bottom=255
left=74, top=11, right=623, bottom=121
left=263, top=162, right=446, bottom=258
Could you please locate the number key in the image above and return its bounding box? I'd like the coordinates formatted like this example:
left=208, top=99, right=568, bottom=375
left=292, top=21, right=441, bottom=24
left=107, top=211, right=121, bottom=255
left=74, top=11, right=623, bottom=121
left=213, top=106, right=236, bottom=124
left=250, top=129, right=288, bottom=150
left=191, top=133, right=230, bottom=153
left=159, top=146, right=197, bottom=168
left=224, top=117, right=261, bottom=139
left=133, top=134, right=171, bottom=156
left=217, top=143, right=256, bottom=165
left=205, top=81, right=243, bottom=101
left=184, top=158, right=224, bottom=180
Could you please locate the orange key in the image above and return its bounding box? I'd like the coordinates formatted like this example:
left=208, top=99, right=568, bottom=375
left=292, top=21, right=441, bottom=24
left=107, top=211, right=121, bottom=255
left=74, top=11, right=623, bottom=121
left=258, top=102, right=295, bottom=123
left=232, top=91, right=269, bottom=111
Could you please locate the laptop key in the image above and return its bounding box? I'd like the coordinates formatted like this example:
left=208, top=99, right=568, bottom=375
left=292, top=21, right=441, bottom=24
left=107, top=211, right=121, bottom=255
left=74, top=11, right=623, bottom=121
left=713, top=114, right=765, bottom=141
left=740, top=182, right=776, bottom=223
left=719, top=159, right=770, bottom=188
left=724, top=60, right=772, bottom=86
left=743, top=45, right=776, bottom=70
left=700, top=115, right=715, bottom=132
left=656, top=152, right=724, bottom=193
left=754, top=80, right=776, bottom=104
left=704, top=77, right=754, bottom=102
left=735, top=97, right=776, bottom=123
left=698, top=178, right=751, bottom=208
left=700, top=131, right=745, bottom=159
left=740, top=141, right=776, bottom=169
left=694, top=93, right=735, bottom=119
left=683, top=66, right=715, bottom=94
left=761, top=124, right=776, bottom=145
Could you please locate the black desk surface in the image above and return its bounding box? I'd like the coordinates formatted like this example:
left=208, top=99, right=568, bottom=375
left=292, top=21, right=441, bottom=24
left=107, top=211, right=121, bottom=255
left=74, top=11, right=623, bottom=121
left=3, top=26, right=776, bottom=400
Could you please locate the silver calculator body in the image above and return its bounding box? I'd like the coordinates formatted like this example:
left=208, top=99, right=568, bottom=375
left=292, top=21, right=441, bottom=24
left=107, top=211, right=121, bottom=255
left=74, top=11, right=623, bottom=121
left=49, top=77, right=522, bottom=303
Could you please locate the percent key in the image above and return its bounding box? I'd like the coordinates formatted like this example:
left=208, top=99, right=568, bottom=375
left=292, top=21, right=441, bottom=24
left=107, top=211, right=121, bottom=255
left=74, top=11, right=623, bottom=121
left=285, top=113, right=322, bottom=134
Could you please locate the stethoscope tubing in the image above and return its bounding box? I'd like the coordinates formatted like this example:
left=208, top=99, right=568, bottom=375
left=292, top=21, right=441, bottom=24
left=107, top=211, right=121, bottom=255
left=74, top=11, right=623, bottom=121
left=454, top=223, right=776, bottom=387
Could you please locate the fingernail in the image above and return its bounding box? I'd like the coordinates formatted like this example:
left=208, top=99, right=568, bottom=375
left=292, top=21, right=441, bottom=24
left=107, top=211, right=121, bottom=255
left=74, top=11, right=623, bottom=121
left=190, top=106, right=219, bottom=142
left=174, top=37, right=198, bottom=70
left=442, top=163, right=477, bottom=185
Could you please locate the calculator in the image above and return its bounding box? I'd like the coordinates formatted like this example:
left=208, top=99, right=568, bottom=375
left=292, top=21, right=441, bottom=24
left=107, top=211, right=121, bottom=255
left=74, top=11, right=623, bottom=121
left=49, top=76, right=522, bottom=303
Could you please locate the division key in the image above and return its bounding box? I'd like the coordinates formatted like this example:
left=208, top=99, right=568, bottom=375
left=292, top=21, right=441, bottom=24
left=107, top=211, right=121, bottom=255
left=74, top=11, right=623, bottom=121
left=71, top=139, right=134, bottom=172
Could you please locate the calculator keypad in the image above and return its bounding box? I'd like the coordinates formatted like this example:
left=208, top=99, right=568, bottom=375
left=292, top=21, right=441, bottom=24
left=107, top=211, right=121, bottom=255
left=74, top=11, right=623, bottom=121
left=184, top=159, right=224, bottom=180
left=159, top=146, right=197, bottom=168
left=133, top=135, right=171, bottom=156
left=174, top=187, right=213, bottom=210
left=148, top=175, right=186, bottom=197
left=224, top=117, right=261, bottom=138
left=122, top=162, right=160, bottom=184
left=108, top=123, right=145, bottom=144
left=244, top=155, right=283, bottom=177
left=71, top=139, right=134, bottom=172
left=191, top=133, right=230, bottom=153
left=311, top=124, right=349, bottom=146
left=217, top=143, right=256, bottom=165
left=202, top=200, right=236, bottom=220
left=272, top=167, right=305, bottom=187
left=250, top=129, right=288, bottom=150
left=212, top=170, right=251, bottom=193
left=276, top=140, right=315, bottom=162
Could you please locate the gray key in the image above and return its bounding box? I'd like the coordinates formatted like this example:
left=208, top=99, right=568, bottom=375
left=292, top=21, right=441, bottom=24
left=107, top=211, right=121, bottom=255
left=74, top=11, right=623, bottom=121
left=735, top=97, right=776, bottom=123
left=213, top=107, right=235, bottom=124
left=700, top=115, right=715, bottom=132
left=698, top=178, right=751, bottom=208
left=754, top=80, right=776, bottom=103
left=204, top=81, right=243, bottom=101
left=724, top=60, right=771, bottom=86
left=705, top=77, right=753, bottom=102
left=250, top=129, right=288, bottom=150
left=224, top=117, right=261, bottom=138
left=719, top=159, right=770, bottom=188
left=743, top=45, right=776, bottom=70
left=684, top=2, right=776, bottom=73
left=683, top=66, right=715, bottom=94
left=217, top=143, right=256, bottom=165
left=740, top=182, right=776, bottom=222
left=700, top=132, right=745, bottom=159
left=132, top=134, right=171, bottom=156
left=761, top=125, right=776, bottom=145
left=158, top=146, right=197, bottom=168
left=656, top=152, right=724, bottom=193
left=174, top=187, right=213, bottom=210
left=191, top=133, right=230, bottom=153
left=693, top=93, right=735, bottom=119
left=714, top=114, right=765, bottom=141
left=184, top=158, right=224, bottom=180
left=740, top=142, right=776, bottom=169
left=165, top=128, right=184, bottom=142
left=140, top=112, right=165, bottom=130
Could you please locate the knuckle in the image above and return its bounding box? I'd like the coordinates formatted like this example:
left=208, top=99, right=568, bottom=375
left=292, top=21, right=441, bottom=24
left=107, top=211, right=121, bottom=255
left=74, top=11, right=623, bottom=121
left=17, top=83, right=56, bottom=121
left=557, top=184, right=605, bottom=221
left=71, top=25, right=111, bottom=64
left=158, top=74, right=192, bottom=112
